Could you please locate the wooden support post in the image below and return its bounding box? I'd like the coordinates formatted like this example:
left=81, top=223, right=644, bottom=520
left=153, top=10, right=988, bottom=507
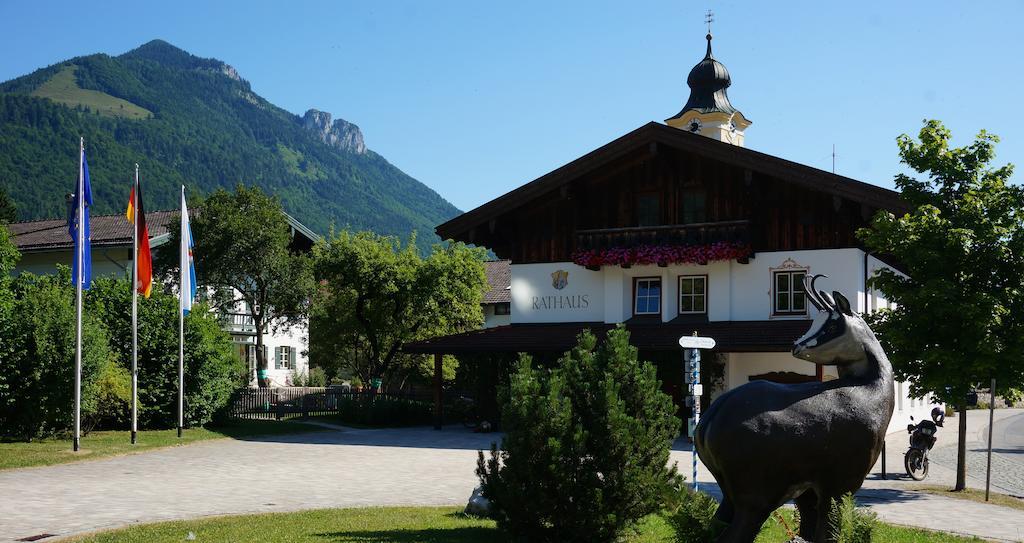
left=433, top=353, right=444, bottom=430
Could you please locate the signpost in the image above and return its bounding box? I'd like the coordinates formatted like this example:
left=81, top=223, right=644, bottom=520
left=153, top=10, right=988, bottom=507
left=679, top=333, right=716, bottom=492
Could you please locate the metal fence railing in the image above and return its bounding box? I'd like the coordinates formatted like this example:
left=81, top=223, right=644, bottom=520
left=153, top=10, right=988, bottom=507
left=228, top=387, right=431, bottom=421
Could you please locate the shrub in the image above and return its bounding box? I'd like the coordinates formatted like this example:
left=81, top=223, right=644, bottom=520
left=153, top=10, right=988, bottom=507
left=86, top=276, right=244, bottom=428
left=827, top=494, right=876, bottom=543
left=308, top=366, right=327, bottom=387
left=0, top=270, right=111, bottom=439
left=334, top=395, right=432, bottom=426
left=667, top=488, right=722, bottom=542
left=476, top=326, right=682, bottom=543
left=85, top=359, right=131, bottom=431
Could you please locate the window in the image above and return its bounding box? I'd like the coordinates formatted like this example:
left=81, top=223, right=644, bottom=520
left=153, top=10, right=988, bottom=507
left=636, top=194, right=660, bottom=226
left=276, top=346, right=292, bottom=370
left=679, top=275, right=707, bottom=314
left=681, top=189, right=707, bottom=224
left=774, top=270, right=807, bottom=315
left=494, top=302, right=511, bottom=315
left=634, top=278, right=662, bottom=315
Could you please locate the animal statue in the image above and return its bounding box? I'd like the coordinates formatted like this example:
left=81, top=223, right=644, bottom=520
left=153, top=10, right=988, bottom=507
left=694, top=275, right=894, bottom=543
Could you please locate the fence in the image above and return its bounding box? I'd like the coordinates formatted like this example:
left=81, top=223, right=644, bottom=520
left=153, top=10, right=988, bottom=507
left=228, top=387, right=433, bottom=421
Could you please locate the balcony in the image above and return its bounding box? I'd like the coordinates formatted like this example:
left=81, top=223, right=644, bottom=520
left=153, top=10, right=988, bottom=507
left=221, top=312, right=258, bottom=335
left=575, top=220, right=751, bottom=251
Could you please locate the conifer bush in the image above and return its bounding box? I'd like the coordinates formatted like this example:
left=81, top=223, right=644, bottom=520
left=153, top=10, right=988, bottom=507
left=476, top=326, right=682, bottom=542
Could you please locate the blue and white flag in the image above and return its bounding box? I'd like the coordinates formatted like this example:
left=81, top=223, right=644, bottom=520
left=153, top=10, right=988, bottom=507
left=68, top=148, right=92, bottom=290
left=180, top=186, right=196, bottom=315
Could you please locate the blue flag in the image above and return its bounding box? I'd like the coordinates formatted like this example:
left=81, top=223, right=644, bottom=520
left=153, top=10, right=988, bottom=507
left=68, top=149, right=92, bottom=290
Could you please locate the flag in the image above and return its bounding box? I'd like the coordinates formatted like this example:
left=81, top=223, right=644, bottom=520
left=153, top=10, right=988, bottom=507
left=68, top=148, right=92, bottom=290
left=180, top=187, right=196, bottom=315
left=126, top=177, right=153, bottom=297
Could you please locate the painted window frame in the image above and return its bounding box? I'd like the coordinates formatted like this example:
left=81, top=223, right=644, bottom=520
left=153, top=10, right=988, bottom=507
left=678, top=274, right=708, bottom=315
left=773, top=269, right=808, bottom=316
left=633, top=277, right=662, bottom=316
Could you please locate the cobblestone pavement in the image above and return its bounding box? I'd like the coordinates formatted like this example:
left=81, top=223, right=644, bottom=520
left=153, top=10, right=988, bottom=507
left=2, top=415, right=1023, bottom=542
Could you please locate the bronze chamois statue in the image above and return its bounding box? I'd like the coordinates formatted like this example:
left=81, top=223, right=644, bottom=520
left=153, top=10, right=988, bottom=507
left=694, top=275, right=894, bottom=543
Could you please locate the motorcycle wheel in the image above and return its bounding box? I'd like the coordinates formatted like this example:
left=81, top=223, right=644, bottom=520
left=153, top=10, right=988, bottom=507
left=905, top=449, right=928, bottom=481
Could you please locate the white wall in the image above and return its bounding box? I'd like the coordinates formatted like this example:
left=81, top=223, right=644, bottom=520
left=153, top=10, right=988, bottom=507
left=512, top=248, right=872, bottom=324
left=511, top=263, right=604, bottom=323
left=15, top=248, right=131, bottom=279
left=483, top=303, right=512, bottom=328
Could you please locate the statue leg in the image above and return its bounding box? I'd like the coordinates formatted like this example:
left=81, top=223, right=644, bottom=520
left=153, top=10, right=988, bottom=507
left=715, top=496, right=735, bottom=524
left=794, top=490, right=819, bottom=540
left=816, top=494, right=839, bottom=543
left=715, top=507, right=770, bottom=543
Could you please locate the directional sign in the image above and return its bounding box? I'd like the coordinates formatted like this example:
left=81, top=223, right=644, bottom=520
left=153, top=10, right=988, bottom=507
left=678, top=336, right=716, bottom=350
left=689, top=384, right=704, bottom=396
left=687, top=417, right=698, bottom=438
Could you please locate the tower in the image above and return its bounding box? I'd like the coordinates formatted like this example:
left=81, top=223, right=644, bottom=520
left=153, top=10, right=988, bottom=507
left=665, top=31, right=751, bottom=146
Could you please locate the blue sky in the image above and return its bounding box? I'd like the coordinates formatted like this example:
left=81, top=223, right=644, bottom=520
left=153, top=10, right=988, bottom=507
left=2, top=1, right=1021, bottom=212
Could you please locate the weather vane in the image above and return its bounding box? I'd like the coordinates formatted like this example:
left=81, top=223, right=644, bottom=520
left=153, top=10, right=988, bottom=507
left=705, top=9, right=714, bottom=34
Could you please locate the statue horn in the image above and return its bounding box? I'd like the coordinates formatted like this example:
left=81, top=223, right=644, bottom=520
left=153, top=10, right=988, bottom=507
left=806, top=274, right=830, bottom=311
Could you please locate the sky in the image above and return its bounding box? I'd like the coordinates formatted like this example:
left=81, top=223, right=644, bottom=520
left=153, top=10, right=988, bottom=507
left=2, top=1, right=1022, bottom=213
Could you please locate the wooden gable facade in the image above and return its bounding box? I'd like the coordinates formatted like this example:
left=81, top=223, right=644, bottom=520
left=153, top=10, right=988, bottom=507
left=439, top=122, right=905, bottom=263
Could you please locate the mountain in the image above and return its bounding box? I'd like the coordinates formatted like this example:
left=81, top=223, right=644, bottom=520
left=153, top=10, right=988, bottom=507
left=0, top=39, right=459, bottom=250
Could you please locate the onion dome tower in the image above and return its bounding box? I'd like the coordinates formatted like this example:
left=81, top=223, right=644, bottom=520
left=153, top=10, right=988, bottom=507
left=665, top=32, right=751, bottom=146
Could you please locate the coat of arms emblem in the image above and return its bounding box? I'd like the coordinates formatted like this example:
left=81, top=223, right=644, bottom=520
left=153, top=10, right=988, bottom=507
left=551, top=270, right=569, bottom=290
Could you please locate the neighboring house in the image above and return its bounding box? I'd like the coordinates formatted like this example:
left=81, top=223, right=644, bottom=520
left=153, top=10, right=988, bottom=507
left=6, top=210, right=317, bottom=388
left=408, top=32, right=937, bottom=433
left=482, top=260, right=511, bottom=328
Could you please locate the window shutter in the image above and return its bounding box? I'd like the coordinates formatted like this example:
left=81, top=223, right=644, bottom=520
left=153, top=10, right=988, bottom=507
left=290, top=347, right=298, bottom=370
left=274, top=347, right=281, bottom=370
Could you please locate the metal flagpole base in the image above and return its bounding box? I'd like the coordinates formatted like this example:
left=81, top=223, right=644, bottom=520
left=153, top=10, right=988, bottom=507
left=177, top=427, right=182, bottom=438
left=131, top=431, right=137, bottom=445
left=73, top=437, right=80, bottom=452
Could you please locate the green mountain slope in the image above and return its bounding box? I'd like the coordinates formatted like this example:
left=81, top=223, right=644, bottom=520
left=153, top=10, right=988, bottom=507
left=0, top=40, right=459, bottom=249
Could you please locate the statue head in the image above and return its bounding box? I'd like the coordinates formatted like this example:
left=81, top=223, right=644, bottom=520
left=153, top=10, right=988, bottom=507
left=791, top=274, right=873, bottom=366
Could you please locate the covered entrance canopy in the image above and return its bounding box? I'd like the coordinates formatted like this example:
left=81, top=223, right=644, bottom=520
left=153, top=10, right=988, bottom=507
left=405, top=320, right=811, bottom=429
left=404, top=319, right=810, bottom=355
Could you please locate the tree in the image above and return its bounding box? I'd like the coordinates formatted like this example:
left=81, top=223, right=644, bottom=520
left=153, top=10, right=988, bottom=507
left=157, top=185, right=313, bottom=388
left=858, top=119, right=1024, bottom=491
left=476, top=327, right=682, bottom=542
left=86, top=276, right=244, bottom=427
left=0, top=269, right=111, bottom=439
left=311, top=231, right=487, bottom=386
left=0, top=186, right=15, bottom=224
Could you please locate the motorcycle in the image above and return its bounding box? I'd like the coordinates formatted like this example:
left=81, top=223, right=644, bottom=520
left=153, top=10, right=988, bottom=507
left=904, top=407, right=945, bottom=481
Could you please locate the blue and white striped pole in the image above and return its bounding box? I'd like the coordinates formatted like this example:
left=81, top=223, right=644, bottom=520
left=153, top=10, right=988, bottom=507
left=690, top=347, right=701, bottom=492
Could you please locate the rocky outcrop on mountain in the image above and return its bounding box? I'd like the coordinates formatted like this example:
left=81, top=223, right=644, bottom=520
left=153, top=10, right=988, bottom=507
left=302, top=109, right=367, bottom=155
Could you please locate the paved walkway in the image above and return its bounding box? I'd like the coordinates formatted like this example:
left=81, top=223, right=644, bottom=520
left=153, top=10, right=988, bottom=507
left=1, top=414, right=1023, bottom=542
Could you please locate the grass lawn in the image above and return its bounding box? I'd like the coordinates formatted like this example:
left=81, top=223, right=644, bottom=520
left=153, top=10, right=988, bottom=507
left=910, top=483, right=1024, bottom=512
left=0, top=419, right=326, bottom=471
left=61, top=505, right=984, bottom=543
left=31, top=65, right=153, bottom=119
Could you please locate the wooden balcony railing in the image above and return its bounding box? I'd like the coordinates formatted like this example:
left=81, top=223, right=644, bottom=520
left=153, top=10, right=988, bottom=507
left=575, top=220, right=751, bottom=251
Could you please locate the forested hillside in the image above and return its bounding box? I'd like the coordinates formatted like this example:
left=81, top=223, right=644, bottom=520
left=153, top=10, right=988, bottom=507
left=0, top=40, right=459, bottom=249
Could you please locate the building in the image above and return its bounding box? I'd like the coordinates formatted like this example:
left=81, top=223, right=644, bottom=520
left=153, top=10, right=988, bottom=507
left=482, top=260, right=511, bottom=328
left=6, top=210, right=317, bottom=387
left=408, top=32, right=937, bottom=432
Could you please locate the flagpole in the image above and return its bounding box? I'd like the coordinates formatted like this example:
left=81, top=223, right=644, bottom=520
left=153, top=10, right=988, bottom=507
left=131, top=164, right=139, bottom=445
left=74, top=137, right=84, bottom=453
left=178, top=185, right=185, bottom=438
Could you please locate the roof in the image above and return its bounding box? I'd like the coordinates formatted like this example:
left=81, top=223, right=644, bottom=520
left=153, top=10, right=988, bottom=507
left=437, top=122, right=907, bottom=241
left=7, top=211, right=176, bottom=252
left=7, top=210, right=320, bottom=253
left=482, top=260, right=511, bottom=304
left=669, top=33, right=739, bottom=119
left=404, top=319, right=812, bottom=354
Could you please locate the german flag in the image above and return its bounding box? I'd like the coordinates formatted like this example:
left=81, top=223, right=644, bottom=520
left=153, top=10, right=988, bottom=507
left=126, top=177, right=153, bottom=298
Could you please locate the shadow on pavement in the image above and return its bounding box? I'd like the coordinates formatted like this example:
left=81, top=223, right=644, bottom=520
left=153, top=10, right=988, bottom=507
left=315, top=527, right=503, bottom=542
left=233, top=425, right=503, bottom=451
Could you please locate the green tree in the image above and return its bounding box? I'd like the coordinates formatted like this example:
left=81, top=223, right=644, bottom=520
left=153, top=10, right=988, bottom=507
left=0, top=186, right=15, bottom=223
left=157, top=185, right=313, bottom=388
left=476, top=327, right=682, bottom=542
left=311, top=230, right=487, bottom=386
left=0, top=269, right=111, bottom=439
left=858, top=119, right=1024, bottom=491
left=86, top=276, right=244, bottom=428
